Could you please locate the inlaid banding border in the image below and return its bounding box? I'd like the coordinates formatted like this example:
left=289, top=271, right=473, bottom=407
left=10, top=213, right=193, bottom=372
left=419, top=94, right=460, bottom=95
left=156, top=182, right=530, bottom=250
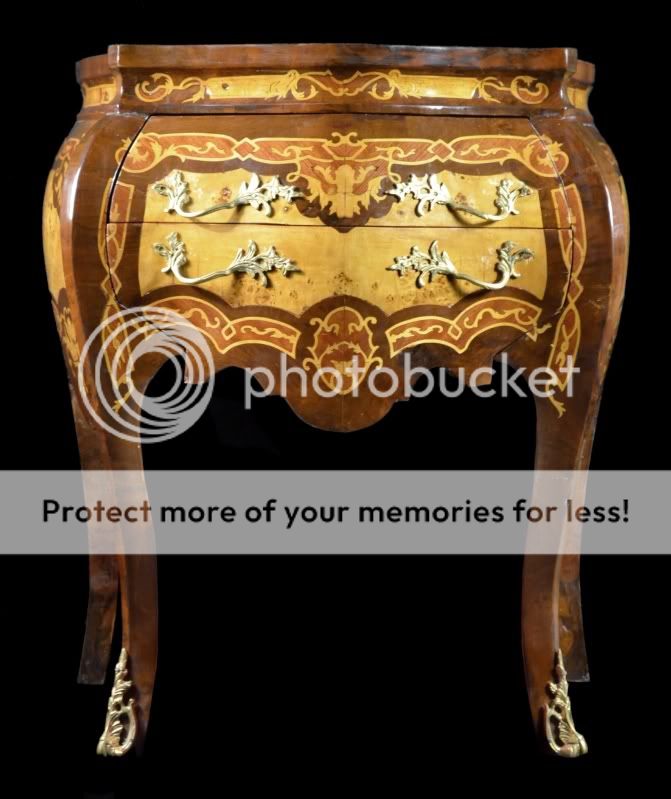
left=546, top=183, right=586, bottom=416
left=386, top=298, right=542, bottom=356
left=133, top=70, right=552, bottom=106
left=118, top=130, right=569, bottom=179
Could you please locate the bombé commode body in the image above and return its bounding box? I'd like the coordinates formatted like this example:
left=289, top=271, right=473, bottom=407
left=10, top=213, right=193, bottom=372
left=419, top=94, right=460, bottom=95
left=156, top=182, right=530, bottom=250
left=43, top=44, right=628, bottom=757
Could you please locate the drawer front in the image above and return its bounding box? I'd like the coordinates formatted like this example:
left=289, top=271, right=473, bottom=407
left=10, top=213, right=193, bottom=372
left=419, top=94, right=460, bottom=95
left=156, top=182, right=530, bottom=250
left=109, top=223, right=567, bottom=319
left=104, top=218, right=571, bottom=431
left=111, top=114, right=570, bottom=230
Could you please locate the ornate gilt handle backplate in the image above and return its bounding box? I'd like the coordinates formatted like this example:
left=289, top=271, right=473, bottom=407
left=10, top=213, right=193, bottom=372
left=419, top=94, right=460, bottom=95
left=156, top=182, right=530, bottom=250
left=154, top=232, right=299, bottom=287
left=388, top=240, right=534, bottom=289
left=153, top=170, right=303, bottom=218
left=387, top=176, right=532, bottom=222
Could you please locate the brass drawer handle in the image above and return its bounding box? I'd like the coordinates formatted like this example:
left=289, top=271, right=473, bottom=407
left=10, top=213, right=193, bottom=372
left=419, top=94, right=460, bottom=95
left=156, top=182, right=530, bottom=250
left=387, top=240, right=534, bottom=289
left=387, top=176, right=531, bottom=222
left=153, top=171, right=303, bottom=219
left=154, top=232, right=300, bottom=287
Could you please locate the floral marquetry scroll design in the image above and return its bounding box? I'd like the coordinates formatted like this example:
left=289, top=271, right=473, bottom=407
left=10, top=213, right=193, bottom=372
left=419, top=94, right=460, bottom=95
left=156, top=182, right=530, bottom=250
left=50, top=137, right=81, bottom=213
left=118, top=131, right=568, bottom=224
left=475, top=75, right=550, bottom=104
left=386, top=298, right=542, bottom=357
left=142, top=295, right=544, bottom=394
left=148, top=296, right=300, bottom=358
left=449, top=134, right=569, bottom=177
left=134, top=70, right=550, bottom=105
left=52, top=299, right=81, bottom=376
left=120, top=132, right=569, bottom=182
left=303, top=307, right=383, bottom=395
left=546, top=184, right=587, bottom=417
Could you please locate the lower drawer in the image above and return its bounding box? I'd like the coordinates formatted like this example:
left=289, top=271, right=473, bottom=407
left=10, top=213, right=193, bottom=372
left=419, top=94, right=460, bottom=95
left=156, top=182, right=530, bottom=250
left=108, top=223, right=568, bottom=318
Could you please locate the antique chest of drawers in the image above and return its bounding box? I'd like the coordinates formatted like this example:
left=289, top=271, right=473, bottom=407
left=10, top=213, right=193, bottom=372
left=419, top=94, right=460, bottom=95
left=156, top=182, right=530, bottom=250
left=44, top=44, right=628, bottom=758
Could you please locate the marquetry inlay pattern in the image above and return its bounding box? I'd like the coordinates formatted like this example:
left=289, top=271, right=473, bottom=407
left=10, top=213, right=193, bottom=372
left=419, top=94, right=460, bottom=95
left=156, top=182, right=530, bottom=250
left=46, top=45, right=627, bottom=763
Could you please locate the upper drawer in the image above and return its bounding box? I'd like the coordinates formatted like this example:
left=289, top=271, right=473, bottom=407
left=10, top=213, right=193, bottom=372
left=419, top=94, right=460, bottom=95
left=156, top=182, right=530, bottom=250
left=111, top=114, right=571, bottom=230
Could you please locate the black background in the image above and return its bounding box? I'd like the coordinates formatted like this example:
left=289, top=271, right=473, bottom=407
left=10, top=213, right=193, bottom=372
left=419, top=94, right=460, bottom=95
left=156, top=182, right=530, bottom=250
left=2, top=6, right=667, bottom=794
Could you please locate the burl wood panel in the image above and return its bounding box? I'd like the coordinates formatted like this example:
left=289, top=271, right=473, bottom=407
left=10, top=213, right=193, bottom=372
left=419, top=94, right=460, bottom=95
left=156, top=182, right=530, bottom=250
left=122, top=223, right=557, bottom=314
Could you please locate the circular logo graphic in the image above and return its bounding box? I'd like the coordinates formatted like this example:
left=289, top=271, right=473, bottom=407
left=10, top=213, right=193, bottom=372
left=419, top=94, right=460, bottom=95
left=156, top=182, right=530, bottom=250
left=78, top=306, right=215, bottom=444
